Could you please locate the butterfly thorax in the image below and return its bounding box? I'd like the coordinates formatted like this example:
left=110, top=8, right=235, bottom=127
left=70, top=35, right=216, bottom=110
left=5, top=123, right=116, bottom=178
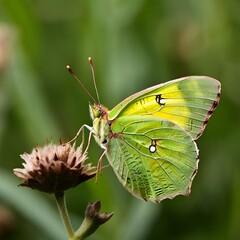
left=89, top=104, right=110, bottom=149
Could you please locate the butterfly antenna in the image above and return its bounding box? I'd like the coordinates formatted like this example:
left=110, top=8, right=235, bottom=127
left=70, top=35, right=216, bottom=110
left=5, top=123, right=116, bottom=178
left=66, top=65, right=97, bottom=104
left=88, top=57, right=101, bottom=104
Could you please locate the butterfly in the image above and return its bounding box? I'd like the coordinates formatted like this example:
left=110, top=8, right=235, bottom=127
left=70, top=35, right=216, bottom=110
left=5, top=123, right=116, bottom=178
left=68, top=62, right=221, bottom=203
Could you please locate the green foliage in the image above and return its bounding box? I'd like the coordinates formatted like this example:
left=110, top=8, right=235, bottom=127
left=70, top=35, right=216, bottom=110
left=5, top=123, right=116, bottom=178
left=0, top=0, right=238, bottom=239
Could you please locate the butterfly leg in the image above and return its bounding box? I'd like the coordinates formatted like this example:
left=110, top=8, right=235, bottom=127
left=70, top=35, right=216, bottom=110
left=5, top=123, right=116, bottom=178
left=66, top=124, right=93, bottom=144
left=82, top=130, right=93, bottom=156
left=95, top=148, right=107, bottom=183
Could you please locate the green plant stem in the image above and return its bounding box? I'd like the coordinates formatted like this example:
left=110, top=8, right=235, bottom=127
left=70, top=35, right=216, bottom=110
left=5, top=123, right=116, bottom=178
left=55, top=195, right=110, bottom=240
left=55, top=192, right=75, bottom=239
left=75, top=217, right=95, bottom=240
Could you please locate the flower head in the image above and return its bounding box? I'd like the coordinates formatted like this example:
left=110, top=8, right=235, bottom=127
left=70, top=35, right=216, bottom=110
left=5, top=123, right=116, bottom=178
left=13, top=143, right=96, bottom=193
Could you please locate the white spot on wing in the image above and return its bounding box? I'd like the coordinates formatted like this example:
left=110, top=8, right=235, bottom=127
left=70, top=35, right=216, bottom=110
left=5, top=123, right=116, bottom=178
left=149, top=145, right=156, bottom=153
left=159, top=98, right=166, bottom=105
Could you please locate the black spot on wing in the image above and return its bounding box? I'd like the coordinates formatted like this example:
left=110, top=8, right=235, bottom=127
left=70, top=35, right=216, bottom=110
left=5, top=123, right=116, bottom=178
left=155, top=94, right=166, bottom=106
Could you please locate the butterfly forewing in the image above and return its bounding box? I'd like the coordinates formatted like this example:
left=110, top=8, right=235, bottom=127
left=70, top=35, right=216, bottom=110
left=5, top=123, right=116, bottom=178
left=106, top=116, right=199, bottom=202
left=109, top=76, right=221, bottom=139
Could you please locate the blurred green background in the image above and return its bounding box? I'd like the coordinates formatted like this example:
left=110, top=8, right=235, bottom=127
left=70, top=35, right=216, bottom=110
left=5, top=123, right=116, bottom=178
left=0, top=0, right=239, bottom=239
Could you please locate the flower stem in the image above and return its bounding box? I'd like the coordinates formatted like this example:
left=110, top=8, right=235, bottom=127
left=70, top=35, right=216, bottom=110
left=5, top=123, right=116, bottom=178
left=55, top=194, right=112, bottom=240
left=74, top=201, right=113, bottom=240
left=74, top=217, right=94, bottom=240
left=55, top=192, right=75, bottom=239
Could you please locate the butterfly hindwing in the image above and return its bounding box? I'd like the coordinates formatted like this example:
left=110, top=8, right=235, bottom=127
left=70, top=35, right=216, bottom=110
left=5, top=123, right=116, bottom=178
left=107, top=116, right=199, bottom=202
left=109, top=76, right=221, bottom=139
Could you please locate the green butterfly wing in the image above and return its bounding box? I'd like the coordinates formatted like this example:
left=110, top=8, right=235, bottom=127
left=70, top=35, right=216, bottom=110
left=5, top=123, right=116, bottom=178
left=109, top=76, right=221, bottom=140
left=103, top=76, right=220, bottom=202
left=106, top=116, right=199, bottom=202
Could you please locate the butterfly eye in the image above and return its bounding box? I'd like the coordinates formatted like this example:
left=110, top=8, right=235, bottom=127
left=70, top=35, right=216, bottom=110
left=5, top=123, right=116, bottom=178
left=89, top=104, right=99, bottom=120
left=93, top=107, right=102, bottom=118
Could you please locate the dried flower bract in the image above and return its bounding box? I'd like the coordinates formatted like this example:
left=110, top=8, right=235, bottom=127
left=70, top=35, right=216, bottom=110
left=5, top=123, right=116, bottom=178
left=85, top=201, right=113, bottom=224
left=13, top=143, right=96, bottom=193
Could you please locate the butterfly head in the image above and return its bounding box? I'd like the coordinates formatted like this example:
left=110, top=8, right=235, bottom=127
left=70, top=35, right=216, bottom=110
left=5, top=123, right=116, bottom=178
left=89, top=103, right=108, bottom=120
